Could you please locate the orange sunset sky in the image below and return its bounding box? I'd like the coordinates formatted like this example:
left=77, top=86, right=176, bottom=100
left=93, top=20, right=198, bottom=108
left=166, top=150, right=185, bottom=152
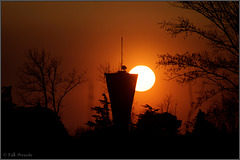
left=2, top=1, right=210, bottom=135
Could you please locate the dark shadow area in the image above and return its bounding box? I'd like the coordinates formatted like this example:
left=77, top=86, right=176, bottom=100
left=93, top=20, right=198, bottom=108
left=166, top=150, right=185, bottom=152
left=2, top=105, right=71, bottom=159
left=1, top=86, right=239, bottom=159
left=70, top=127, right=239, bottom=159
left=2, top=86, right=70, bottom=159
left=72, top=101, right=239, bottom=159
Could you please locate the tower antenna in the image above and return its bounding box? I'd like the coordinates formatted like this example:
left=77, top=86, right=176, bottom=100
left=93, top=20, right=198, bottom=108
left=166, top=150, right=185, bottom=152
left=120, top=34, right=127, bottom=71
left=121, top=36, right=123, bottom=71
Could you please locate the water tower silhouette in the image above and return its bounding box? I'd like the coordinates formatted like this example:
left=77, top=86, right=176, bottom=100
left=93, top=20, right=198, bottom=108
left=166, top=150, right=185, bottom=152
left=105, top=37, right=138, bottom=132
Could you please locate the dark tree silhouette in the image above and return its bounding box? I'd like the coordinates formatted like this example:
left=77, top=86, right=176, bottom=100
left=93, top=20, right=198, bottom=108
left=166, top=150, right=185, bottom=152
left=2, top=105, right=70, bottom=158
left=160, top=2, right=238, bottom=56
left=17, top=49, right=86, bottom=115
left=157, top=1, right=239, bottom=108
left=206, top=95, right=239, bottom=134
left=1, top=86, right=16, bottom=109
left=2, top=86, right=70, bottom=158
left=192, top=109, right=217, bottom=136
left=97, top=62, right=119, bottom=94
left=158, top=94, right=177, bottom=115
left=136, top=104, right=182, bottom=136
left=183, top=120, right=194, bottom=136
left=97, top=62, right=112, bottom=84
left=86, top=93, right=112, bottom=131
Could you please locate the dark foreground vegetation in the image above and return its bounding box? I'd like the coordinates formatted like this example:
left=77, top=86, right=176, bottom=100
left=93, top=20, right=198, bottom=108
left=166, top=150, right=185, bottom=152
left=2, top=107, right=238, bottom=159
left=2, top=89, right=239, bottom=159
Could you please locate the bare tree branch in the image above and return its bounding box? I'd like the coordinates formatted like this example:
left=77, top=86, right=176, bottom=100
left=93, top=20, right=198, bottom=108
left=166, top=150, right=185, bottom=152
left=17, top=48, right=87, bottom=115
left=160, top=2, right=239, bottom=59
left=157, top=1, right=239, bottom=108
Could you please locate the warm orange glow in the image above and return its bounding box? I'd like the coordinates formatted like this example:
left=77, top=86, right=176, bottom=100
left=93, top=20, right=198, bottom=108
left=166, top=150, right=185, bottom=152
left=129, top=65, right=155, bottom=92
left=1, top=1, right=210, bottom=133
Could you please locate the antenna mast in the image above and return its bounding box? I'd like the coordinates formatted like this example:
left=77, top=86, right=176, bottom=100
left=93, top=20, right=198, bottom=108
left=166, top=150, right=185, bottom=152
left=120, top=34, right=127, bottom=72
left=121, top=36, right=123, bottom=71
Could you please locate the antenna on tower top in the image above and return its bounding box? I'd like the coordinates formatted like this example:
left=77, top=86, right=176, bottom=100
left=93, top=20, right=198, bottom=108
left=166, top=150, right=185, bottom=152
left=121, top=36, right=123, bottom=71
left=120, top=35, right=127, bottom=71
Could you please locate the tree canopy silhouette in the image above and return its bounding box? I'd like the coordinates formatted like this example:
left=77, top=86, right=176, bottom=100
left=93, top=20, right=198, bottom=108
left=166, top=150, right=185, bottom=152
left=17, top=49, right=86, bottom=115
left=192, top=109, right=217, bottom=136
left=2, top=86, right=16, bottom=109
left=86, top=93, right=112, bottom=131
left=206, top=95, right=239, bottom=133
left=157, top=1, right=239, bottom=108
left=136, top=104, right=182, bottom=136
left=2, top=105, right=69, bottom=158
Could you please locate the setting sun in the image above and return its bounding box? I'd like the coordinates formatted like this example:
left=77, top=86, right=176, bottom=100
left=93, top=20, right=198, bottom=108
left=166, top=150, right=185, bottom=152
left=129, top=65, right=155, bottom=92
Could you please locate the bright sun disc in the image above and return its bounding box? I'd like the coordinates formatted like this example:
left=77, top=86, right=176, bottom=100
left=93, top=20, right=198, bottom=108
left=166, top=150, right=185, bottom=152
left=129, top=65, right=155, bottom=92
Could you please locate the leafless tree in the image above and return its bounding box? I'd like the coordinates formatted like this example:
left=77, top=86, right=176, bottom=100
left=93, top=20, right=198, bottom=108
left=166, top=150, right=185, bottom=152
left=159, top=1, right=238, bottom=57
left=97, top=62, right=119, bottom=99
left=97, top=62, right=119, bottom=83
left=17, top=49, right=86, bottom=115
left=158, top=95, right=177, bottom=115
left=157, top=1, right=239, bottom=108
left=97, top=62, right=113, bottom=84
